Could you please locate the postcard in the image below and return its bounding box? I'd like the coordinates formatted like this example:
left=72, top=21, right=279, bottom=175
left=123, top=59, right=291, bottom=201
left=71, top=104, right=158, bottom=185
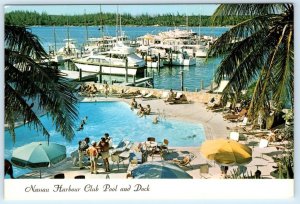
left=2, top=0, right=295, bottom=201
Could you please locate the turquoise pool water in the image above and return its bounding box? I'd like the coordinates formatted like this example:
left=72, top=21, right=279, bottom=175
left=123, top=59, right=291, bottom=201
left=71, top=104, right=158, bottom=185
left=5, top=101, right=205, bottom=177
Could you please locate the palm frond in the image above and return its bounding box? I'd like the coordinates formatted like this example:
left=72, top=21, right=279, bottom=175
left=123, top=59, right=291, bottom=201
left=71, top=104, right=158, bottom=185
left=5, top=25, right=79, bottom=143
left=211, top=4, right=289, bottom=25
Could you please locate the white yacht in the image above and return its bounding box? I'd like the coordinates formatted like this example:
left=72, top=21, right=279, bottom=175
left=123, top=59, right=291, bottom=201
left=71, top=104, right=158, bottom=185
left=73, top=42, right=146, bottom=77
left=57, top=39, right=81, bottom=55
left=163, top=50, right=196, bottom=66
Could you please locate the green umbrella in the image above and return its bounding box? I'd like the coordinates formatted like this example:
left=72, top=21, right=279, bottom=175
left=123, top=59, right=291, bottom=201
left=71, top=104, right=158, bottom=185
left=11, top=142, right=66, bottom=178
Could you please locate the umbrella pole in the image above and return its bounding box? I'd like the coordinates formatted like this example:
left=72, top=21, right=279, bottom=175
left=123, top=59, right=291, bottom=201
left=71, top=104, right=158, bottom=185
left=40, top=170, right=41, bottom=179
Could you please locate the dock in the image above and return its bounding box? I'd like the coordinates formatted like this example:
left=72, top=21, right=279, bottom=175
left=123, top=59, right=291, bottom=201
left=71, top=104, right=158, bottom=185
left=61, top=70, right=97, bottom=81
left=121, top=77, right=153, bottom=86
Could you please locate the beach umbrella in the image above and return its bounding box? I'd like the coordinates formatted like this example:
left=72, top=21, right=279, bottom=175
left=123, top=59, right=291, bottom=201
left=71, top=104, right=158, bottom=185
left=131, top=161, right=193, bottom=179
left=200, top=139, right=252, bottom=166
left=11, top=142, right=66, bottom=178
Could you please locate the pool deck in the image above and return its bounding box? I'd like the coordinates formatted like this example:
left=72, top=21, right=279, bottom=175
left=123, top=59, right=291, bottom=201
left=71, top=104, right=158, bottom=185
left=18, top=95, right=284, bottom=179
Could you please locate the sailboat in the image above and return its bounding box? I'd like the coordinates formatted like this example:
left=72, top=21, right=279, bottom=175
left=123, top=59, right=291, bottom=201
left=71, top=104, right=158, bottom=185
left=195, top=9, right=208, bottom=58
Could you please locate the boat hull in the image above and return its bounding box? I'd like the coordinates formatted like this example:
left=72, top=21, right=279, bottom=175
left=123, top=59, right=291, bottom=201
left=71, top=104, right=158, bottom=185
left=74, top=63, right=145, bottom=77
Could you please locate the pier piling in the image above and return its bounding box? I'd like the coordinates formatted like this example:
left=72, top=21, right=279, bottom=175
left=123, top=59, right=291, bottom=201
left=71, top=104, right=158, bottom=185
left=79, top=69, right=82, bottom=81
left=125, top=58, right=128, bottom=83
left=98, top=65, right=102, bottom=83
left=158, top=53, right=161, bottom=72
left=200, top=80, right=204, bottom=90
left=180, top=70, right=184, bottom=91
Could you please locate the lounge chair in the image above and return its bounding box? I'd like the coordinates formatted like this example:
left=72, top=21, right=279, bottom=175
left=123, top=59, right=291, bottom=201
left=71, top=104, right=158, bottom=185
left=207, top=96, right=221, bottom=109
left=158, top=139, right=169, bottom=153
left=175, top=92, right=183, bottom=99
left=110, top=140, right=131, bottom=154
left=255, top=139, right=269, bottom=159
left=111, top=153, right=126, bottom=171
left=223, top=109, right=247, bottom=121
left=169, top=94, right=189, bottom=105
left=142, top=92, right=156, bottom=100
left=199, top=164, right=211, bottom=179
left=213, top=80, right=229, bottom=93
left=135, top=90, right=147, bottom=98
left=150, top=146, right=163, bottom=161
left=229, top=131, right=239, bottom=141
left=118, top=89, right=133, bottom=98
left=173, top=154, right=195, bottom=169
left=223, top=102, right=232, bottom=113
left=161, top=91, right=169, bottom=100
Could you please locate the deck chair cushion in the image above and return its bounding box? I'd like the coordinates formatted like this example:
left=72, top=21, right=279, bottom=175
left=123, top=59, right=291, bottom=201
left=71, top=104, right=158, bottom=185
left=229, top=132, right=239, bottom=141
left=259, top=139, right=269, bottom=148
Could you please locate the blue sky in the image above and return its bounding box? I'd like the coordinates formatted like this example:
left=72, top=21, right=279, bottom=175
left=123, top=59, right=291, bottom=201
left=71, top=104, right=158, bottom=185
left=4, top=4, right=218, bottom=16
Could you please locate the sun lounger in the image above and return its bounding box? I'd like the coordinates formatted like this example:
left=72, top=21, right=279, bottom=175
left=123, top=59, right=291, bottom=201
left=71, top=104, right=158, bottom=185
left=229, top=131, right=240, bottom=141
left=175, top=92, right=183, bottom=99
left=173, top=153, right=195, bottom=169
left=255, top=139, right=270, bottom=159
left=110, top=140, right=131, bottom=154
left=213, top=80, right=229, bottom=93
left=223, top=109, right=247, bottom=121
left=111, top=153, right=126, bottom=171
left=199, top=164, right=212, bottom=179
left=240, top=117, right=248, bottom=126
left=161, top=91, right=169, bottom=100
left=135, top=90, right=147, bottom=98
left=142, top=92, right=156, bottom=100
left=158, top=139, right=169, bottom=153
left=168, top=94, right=189, bottom=104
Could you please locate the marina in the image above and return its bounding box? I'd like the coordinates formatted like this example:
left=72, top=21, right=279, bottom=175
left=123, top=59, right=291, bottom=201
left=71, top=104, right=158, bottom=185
left=32, top=25, right=226, bottom=91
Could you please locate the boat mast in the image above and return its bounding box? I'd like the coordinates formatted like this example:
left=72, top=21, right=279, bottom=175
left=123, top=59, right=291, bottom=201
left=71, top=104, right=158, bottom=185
left=85, top=9, right=89, bottom=42
left=199, top=7, right=201, bottom=43
left=99, top=5, right=104, bottom=38
left=67, top=18, right=70, bottom=53
left=53, top=24, right=57, bottom=54
left=186, top=14, right=189, bottom=31
left=119, top=11, right=122, bottom=41
left=116, top=5, right=119, bottom=39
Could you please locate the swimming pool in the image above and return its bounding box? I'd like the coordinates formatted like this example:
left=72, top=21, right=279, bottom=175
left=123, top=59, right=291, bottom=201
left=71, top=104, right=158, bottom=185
left=5, top=101, right=205, bottom=177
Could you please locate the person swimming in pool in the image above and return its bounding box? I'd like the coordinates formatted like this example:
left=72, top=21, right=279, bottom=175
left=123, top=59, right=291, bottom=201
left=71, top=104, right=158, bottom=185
left=186, top=134, right=196, bottom=139
left=152, top=116, right=159, bottom=124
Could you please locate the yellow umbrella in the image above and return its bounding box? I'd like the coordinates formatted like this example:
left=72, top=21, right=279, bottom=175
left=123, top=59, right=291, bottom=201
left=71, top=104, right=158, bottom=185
left=200, top=139, right=252, bottom=166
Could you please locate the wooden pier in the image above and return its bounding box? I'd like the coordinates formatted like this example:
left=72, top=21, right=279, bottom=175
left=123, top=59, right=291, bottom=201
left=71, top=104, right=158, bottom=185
left=60, top=70, right=97, bottom=81
left=121, top=77, right=153, bottom=87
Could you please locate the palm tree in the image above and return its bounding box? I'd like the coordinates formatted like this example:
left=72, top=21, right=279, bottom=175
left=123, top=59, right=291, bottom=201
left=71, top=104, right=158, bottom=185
left=208, top=4, right=294, bottom=122
left=5, top=24, right=78, bottom=143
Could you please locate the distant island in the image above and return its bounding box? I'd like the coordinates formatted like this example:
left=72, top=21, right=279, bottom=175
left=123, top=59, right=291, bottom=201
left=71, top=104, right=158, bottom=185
left=5, top=11, right=249, bottom=27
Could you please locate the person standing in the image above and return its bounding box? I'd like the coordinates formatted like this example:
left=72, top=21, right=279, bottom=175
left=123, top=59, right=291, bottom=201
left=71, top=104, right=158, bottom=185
left=86, top=141, right=99, bottom=174
left=99, top=137, right=110, bottom=172
left=104, top=82, right=109, bottom=98
left=78, top=137, right=90, bottom=169
left=104, top=133, right=113, bottom=149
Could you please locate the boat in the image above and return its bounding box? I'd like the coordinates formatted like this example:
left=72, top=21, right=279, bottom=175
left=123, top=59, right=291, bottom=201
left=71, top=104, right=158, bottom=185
left=72, top=42, right=146, bottom=77
left=163, top=50, right=196, bottom=66
left=57, top=39, right=81, bottom=56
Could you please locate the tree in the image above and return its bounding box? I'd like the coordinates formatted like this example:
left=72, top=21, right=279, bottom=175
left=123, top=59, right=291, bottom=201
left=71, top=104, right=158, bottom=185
left=208, top=4, right=294, bottom=120
left=5, top=25, right=78, bottom=143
